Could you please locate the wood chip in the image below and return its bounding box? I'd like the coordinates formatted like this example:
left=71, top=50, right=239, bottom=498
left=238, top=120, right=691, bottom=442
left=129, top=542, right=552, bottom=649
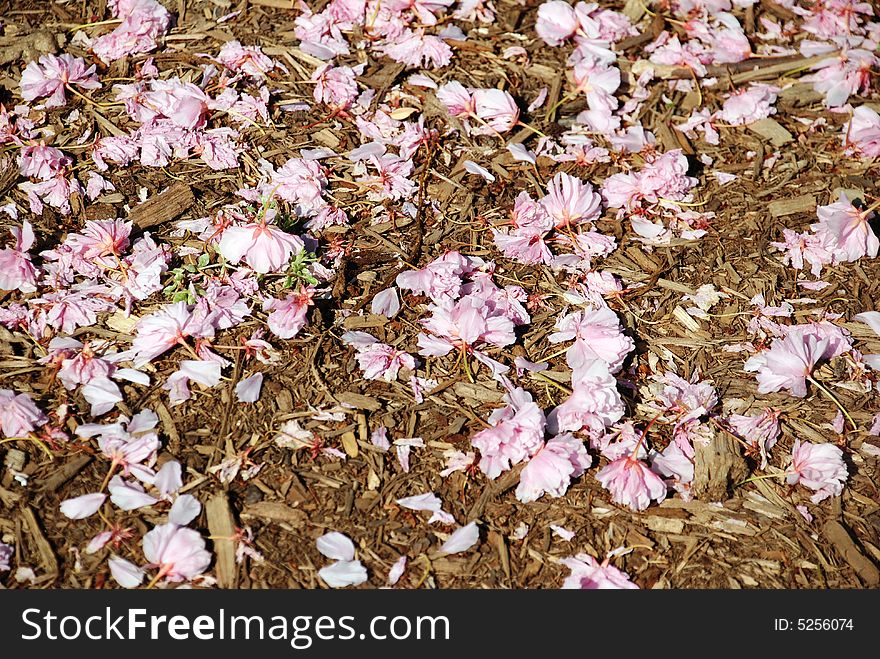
left=821, top=520, right=880, bottom=586
left=241, top=501, right=308, bottom=526
left=21, top=506, right=58, bottom=578
left=747, top=118, right=793, bottom=146
left=692, top=430, right=749, bottom=501
left=39, top=454, right=92, bottom=492
left=129, top=182, right=195, bottom=230
left=335, top=391, right=382, bottom=411
left=768, top=194, right=815, bottom=218
left=341, top=431, right=359, bottom=458
left=206, top=493, right=238, bottom=588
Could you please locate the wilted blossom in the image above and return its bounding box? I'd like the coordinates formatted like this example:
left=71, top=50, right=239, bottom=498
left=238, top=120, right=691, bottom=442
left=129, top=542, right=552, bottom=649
left=0, top=389, right=47, bottom=437
left=726, top=408, right=781, bottom=470
left=0, top=220, right=39, bottom=293
left=471, top=387, right=546, bottom=478
left=515, top=434, right=592, bottom=503
left=342, top=331, right=417, bottom=382
left=20, top=54, right=100, bottom=108
left=561, top=553, right=639, bottom=589
left=787, top=440, right=848, bottom=503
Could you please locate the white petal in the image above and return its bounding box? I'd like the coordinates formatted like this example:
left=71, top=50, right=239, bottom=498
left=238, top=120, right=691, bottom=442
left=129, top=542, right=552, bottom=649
left=855, top=311, right=880, bottom=337
left=316, top=531, right=356, bottom=561
left=439, top=521, right=480, bottom=555
left=387, top=556, right=407, bottom=585
left=235, top=372, right=263, bottom=403
left=109, top=557, right=145, bottom=588
left=396, top=492, right=442, bottom=512
left=60, top=493, right=106, bottom=519
left=463, top=160, right=495, bottom=182
left=168, top=494, right=201, bottom=526
left=154, top=460, right=183, bottom=497
left=319, top=560, right=368, bottom=588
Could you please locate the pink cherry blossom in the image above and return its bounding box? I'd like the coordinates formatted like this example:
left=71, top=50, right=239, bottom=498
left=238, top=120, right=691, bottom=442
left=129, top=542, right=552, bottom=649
left=0, top=389, right=47, bottom=437
left=561, top=554, right=639, bottom=589
left=844, top=105, right=880, bottom=158
left=595, top=453, right=668, bottom=511
left=787, top=440, right=848, bottom=503
left=92, top=0, right=172, bottom=64
left=515, top=434, right=592, bottom=503
left=0, top=220, right=38, bottom=293
left=570, top=59, right=620, bottom=115
left=264, top=286, right=314, bottom=340
left=143, top=523, right=211, bottom=583
left=19, top=144, right=68, bottom=180
left=548, top=306, right=633, bottom=373
left=437, top=81, right=475, bottom=118
left=312, top=64, right=360, bottom=109
left=217, top=40, right=278, bottom=78
left=717, top=83, right=779, bottom=126
left=131, top=302, right=212, bottom=367
left=342, top=331, right=416, bottom=382
left=536, top=1, right=579, bottom=47
left=549, top=359, right=625, bottom=438
left=743, top=329, right=831, bottom=397
left=492, top=192, right=554, bottom=265
left=472, top=89, right=519, bottom=135
left=540, top=172, right=603, bottom=228
left=812, top=193, right=878, bottom=262
left=218, top=213, right=304, bottom=273
left=804, top=49, right=878, bottom=108
left=396, top=251, right=482, bottom=302
left=471, top=387, right=546, bottom=479
left=381, top=30, right=453, bottom=69
left=20, top=54, right=100, bottom=108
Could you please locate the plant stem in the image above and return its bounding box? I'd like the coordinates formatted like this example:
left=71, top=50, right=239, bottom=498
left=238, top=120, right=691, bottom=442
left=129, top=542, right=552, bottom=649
left=807, top=375, right=856, bottom=431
